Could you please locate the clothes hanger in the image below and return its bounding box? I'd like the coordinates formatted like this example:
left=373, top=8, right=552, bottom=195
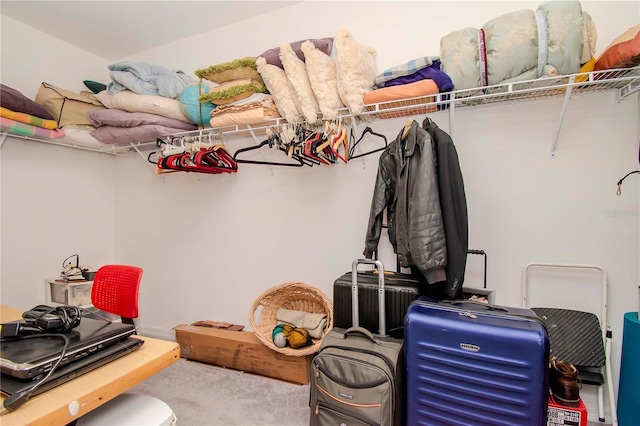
left=304, top=132, right=330, bottom=165
left=232, top=139, right=305, bottom=167
left=349, top=126, right=388, bottom=160
left=402, top=118, right=413, bottom=139
left=331, top=127, right=349, bottom=164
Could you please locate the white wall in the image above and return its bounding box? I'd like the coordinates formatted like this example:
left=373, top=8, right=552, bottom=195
left=1, top=1, right=638, bottom=421
left=0, top=15, right=111, bottom=98
left=0, top=15, right=115, bottom=307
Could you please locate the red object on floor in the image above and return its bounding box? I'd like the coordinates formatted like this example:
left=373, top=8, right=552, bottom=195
left=547, top=395, right=588, bottom=426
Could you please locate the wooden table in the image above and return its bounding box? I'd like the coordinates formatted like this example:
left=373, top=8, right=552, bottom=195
left=0, top=305, right=180, bottom=425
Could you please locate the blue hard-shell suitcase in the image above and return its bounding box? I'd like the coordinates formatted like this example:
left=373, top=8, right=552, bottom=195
left=404, top=298, right=550, bottom=426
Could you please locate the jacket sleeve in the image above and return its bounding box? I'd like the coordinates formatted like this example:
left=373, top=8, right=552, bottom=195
left=363, top=152, right=395, bottom=258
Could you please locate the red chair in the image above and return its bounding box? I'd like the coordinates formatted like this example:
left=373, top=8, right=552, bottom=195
left=78, top=265, right=177, bottom=425
left=91, top=265, right=142, bottom=326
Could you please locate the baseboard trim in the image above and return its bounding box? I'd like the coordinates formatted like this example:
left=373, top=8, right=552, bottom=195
left=139, top=324, right=176, bottom=342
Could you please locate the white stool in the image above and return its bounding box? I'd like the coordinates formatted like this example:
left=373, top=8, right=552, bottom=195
left=76, top=393, right=176, bottom=426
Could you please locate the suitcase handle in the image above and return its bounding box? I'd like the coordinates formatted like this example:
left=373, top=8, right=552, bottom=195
left=352, top=259, right=387, bottom=337
left=343, top=326, right=378, bottom=343
left=445, top=299, right=509, bottom=312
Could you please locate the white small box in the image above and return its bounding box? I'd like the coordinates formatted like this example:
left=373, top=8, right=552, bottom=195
left=45, top=279, right=93, bottom=307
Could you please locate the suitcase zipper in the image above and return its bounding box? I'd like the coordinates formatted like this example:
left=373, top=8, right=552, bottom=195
left=314, top=352, right=397, bottom=424
left=314, top=402, right=376, bottom=425
left=315, top=361, right=387, bottom=388
left=416, top=300, right=549, bottom=331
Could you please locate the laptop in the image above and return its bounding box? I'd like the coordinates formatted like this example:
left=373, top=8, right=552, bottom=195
left=0, top=336, right=144, bottom=397
left=0, top=317, right=136, bottom=379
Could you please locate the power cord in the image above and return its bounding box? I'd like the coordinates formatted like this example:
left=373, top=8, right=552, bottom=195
left=0, top=305, right=81, bottom=411
left=22, top=305, right=82, bottom=334
left=0, top=305, right=82, bottom=338
left=1, top=333, right=70, bottom=411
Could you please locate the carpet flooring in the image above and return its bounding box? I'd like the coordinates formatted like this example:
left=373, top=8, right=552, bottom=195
left=131, top=358, right=309, bottom=426
left=132, top=357, right=611, bottom=426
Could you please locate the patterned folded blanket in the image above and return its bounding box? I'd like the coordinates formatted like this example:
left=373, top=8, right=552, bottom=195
left=0, top=107, right=59, bottom=130
left=0, top=117, right=65, bottom=139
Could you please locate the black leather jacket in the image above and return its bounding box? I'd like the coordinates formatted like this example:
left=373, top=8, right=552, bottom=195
left=364, top=121, right=447, bottom=283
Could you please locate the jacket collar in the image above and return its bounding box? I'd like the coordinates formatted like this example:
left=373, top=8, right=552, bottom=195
left=394, top=120, right=424, bottom=160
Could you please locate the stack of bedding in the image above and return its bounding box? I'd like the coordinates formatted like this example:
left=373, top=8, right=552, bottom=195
left=195, top=57, right=277, bottom=127
left=0, top=84, right=65, bottom=140
left=364, top=57, right=454, bottom=118
left=88, top=62, right=198, bottom=145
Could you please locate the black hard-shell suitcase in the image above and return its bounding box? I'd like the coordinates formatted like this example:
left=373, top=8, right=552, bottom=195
left=310, top=259, right=405, bottom=426
left=333, top=269, right=420, bottom=338
left=405, top=297, right=550, bottom=426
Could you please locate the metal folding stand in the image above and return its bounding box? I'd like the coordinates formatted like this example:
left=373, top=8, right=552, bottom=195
left=522, top=262, right=617, bottom=426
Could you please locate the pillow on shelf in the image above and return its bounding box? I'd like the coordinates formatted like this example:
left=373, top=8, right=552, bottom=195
left=258, top=38, right=333, bottom=69
left=179, top=82, right=217, bottom=126
left=0, top=84, right=55, bottom=120
left=301, top=40, right=344, bottom=121
left=198, top=79, right=268, bottom=105
left=256, top=57, right=302, bottom=123
left=595, top=24, right=640, bottom=71
left=334, top=28, right=377, bottom=116
left=83, top=80, right=108, bottom=94
left=94, top=90, right=190, bottom=123
left=280, top=42, right=320, bottom=124
left=35, top=82, right=106, bottom=126
left=195, top=57, right=263, bottom=84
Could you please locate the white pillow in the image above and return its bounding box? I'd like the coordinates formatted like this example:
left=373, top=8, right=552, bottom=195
left=334, top=28, right=377, bottom=116
left=256, top=57, right=302, bottom=123
left=94, top=90, right=190, bottom=123
left=301, top=40, right=344, bottom=121
left=279, top=42, right=320, bottom=124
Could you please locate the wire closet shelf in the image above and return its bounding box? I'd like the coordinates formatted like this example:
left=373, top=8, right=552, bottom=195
left=2, top=66, right=638, bottom=156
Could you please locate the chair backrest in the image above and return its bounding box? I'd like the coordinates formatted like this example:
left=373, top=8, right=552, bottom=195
left=91, top=265, right=143, bottom=324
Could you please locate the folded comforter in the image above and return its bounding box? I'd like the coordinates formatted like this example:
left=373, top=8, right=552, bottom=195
left=209, top=97, right=280, bottom=127
left=440, top=0, right=597, bottom=91
left=90, top=124, right=193, bottom=145
left=107, top=61, right=195, bottom=99
left=0, top=107, right=58, bottom=130
left=0, top=117, right=65, bottom=139
left=87, top=108, right=197, bottom=131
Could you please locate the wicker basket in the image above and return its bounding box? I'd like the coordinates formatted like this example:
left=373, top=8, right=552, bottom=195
left=249, top=282, right=333, bottom=356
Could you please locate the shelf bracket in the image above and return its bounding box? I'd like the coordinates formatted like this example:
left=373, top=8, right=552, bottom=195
left=550, top=75, right=576, bottom=158
left=246, top=124, right=275, bottom=175
left=129, top=142, right=155, bottom=167
left=617, top=78, right=640, bottom=102
left=0, top=133, right=7, bottom=150
left=448, top=96, right=456, bottom=137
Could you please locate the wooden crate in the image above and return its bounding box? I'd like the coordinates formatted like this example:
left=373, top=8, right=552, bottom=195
left=173, top=324, right=313, bottom=385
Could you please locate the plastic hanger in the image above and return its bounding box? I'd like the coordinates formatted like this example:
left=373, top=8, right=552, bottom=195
left=331, top=128, right=349, bottom=164
left=233, top=140, right=305, bottom=167
left=349, top=126, right=388, bottom=160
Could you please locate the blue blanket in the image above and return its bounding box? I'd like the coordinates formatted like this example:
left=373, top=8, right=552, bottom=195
left=107, top=62, right=195, bottom=99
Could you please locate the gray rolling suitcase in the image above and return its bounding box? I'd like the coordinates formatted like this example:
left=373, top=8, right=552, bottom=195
left=310, top=259, right=404, bottom=426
